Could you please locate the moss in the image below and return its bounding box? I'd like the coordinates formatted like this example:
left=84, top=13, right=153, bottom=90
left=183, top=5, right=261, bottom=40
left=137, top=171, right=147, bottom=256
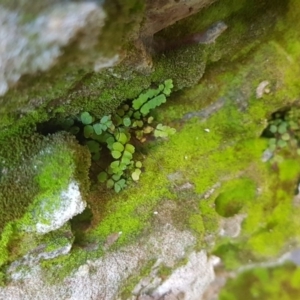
left=100, top=0, right=145, bottom=55
left=153, top=0, right=288, bottom=73
left=0, top=0, right=299, bottom=286
left=188, top=214, right=205, bottom=240
left=0, top=0, right=288, bottom=147
left=199, top=199, right=221, bottom=235
left=76, top=5, right=300, bottom=279
left=240, top=154, right=300, bottom=258
left=213, top=242, right=255, bottom=270
left=0, top=132, right=90, bottom=269
left=0, top=223, right=16, bottom=267
left=40, top=248, right=91, bottom=285
left=215, top=178, right=256, bottom=217
left=220, top=264, right=300, bottom=300
left=152, top=46, right=208, bottom=90
left=84, top=6, right=300, bottom=263
left=278, top=159, right=300, bottom=182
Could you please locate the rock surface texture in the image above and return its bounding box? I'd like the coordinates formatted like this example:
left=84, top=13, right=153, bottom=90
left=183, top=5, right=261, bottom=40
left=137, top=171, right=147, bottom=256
left=0, top=225, right=215, bottom=300
left=0, top=0, right=300, bottom=299
left=0, top=2, right=106, bottom=96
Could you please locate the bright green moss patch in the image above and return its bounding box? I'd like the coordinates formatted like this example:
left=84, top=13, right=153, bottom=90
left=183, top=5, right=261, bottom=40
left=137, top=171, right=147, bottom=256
left=87, top=13, right=300, bottom=263
left=240, top=153, right=300, bottom=259
left=49, top=10, right=300, bottom=282
left=89, top=170, right=172, bottom=244
left=40, top=247, right=93, bottom=284
left=1, top=0, right=300, bottom=288
left=220, top=264, right=300, bottom=300
left=189, top=214, right=205, bottom=239
left=279, top=159, right=300, bottom=182
left=35, top=145, right=74, bottom=191
left=214, top=153, right=300, bottom=262
left=215, top=178, right=256, bottom=217
left=0, top=223, right=16, bottom=268
left=0, top=132, right=90, bottom=270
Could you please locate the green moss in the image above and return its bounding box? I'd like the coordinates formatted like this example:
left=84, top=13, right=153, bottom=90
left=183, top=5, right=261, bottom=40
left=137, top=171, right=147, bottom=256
left=0, top=0, right=299, bottom=286
left=0, top=0, right=289, bottom=151
left=220, top=264, right=300, bottom=300
left=40, top=248, right=91, bottom=284
left=0, top=132, right=90, bottom=270
left=198, top=197, right=220, bottom=235
left=213, top=242, right=255, bottom=270
left=152, top=46, right=207, bottom=90
left=81, top=6, right=300, bottom=277
left=189, top=214, right=205, bottom=239
left=215, top=178, right=256, bottom=217
left=68, top=6, right=300, bottom=289
left=279, top=159, right=300, bottom=181
left=100, top=0, right=145, bottom=54
left=240, top=155, right=300, bottom=258
left=0, top=223, right=16, bottom=267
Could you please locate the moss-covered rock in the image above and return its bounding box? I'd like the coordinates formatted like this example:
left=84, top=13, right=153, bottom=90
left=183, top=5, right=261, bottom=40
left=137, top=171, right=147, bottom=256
left=0, top=131, right=90, bottom=269
left=0, top=0, right=300, bottom=297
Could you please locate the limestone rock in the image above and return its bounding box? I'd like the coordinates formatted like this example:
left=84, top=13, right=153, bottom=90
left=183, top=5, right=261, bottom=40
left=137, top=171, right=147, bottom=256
left=30, top=180, right=86, bottom=234
left=0, top=2, right=106, bottom=96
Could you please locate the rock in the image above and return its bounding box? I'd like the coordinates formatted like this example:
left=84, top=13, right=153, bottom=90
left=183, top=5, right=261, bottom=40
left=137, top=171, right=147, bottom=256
left=0, top=2, right=106, bottom=96
left=0, top=0, right=298, bottom=299
left=0, top=224, right=197, bottom=300
left=32, top=180, right=86, bottom=234
left=219, top=214, right=247, bottom=238
left=0, top=132, right=90, bottom=273
left=7, top=224, right=74, bottom=281
left=256, top=80, right=270, bottom=99
left=151, top=251, right=219, bottom=300
left=14, top=133, right=90, bottom=234
left=261, top=148, right=273, bottom=162
left=141, top=0, right=217, bottom=37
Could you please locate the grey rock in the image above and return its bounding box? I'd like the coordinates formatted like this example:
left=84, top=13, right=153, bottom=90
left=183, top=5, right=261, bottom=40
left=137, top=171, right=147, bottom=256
left=0, top=2, right=105, bottom=96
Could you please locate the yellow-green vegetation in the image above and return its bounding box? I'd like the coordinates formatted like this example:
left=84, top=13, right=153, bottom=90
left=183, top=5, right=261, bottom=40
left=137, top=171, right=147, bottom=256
left=84, top=35, right=297, bottom=262
left=0, top=132, right=90, bottom=271
left=56, top=79, right=175, bottom=193
left=219, top=264, right=300, bottom=300
left=1, top=0, right=300, bottom=293
left=215, top=178, right=256, bottom=217
left=0, top=0, right=288, bottom=131
left=0, top=132, right=88, bottom=232
left=39, top=4, right=300, bottom=281
left=215, top=2, right=300, bottom=273
left=83, top=0, right=300, bottom=279
left=100, top=0, right=145, bottom=54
